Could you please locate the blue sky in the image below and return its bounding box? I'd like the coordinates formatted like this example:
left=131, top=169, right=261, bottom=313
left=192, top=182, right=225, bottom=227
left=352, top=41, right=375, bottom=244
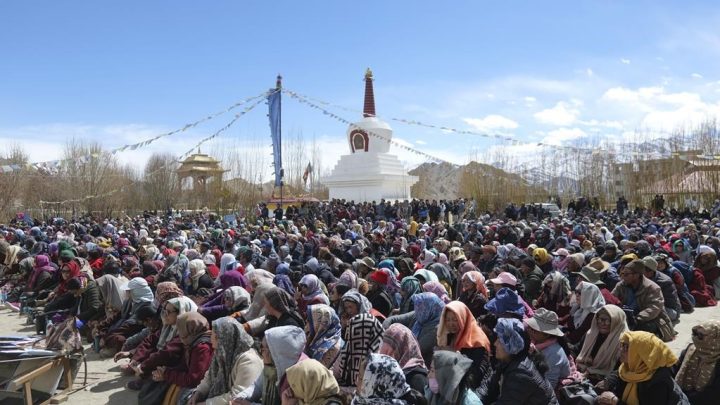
left=2, top=1, right=720, bottom=178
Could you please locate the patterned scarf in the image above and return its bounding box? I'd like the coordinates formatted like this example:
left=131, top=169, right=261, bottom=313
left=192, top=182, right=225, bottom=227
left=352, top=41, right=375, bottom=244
left=380, top=323, right=427, bottom=371
left=351, top=354, right=410, bottom=405
left=411, top=292, right=445, bottom=337
left=207, top=317, right=254, bottom=398
left=675, top=320, right=720, bottom=392
left=306, top=304, right=342, bottom=367
left=399, top=276, right=421, bottom=313
left=338, top=314, right=384, bottom=386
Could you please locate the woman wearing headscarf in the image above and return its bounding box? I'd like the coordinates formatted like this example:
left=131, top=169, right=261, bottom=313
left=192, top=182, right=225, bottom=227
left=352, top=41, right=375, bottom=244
left=333, top=313, right=384, bottom=388
left=273, top=274, right=296, bottom=297
left=305, top=304, right=342, bottom=368
left=379, top=324, right=428, bottom=393
left=484, top=318, right=558, bottom=405
left=567, top=281, right=606, bottom=344
left=92, top=274, right=128, bottom=342
left=411, top=292, right=445, bottom=367
left=437, top=301, right=492, bottom=391
left=238, top=281, right=275, bottom=323
left=189, top=317, right=263, bottom=405
left=129, top=296, right=198, bottom=389
left=398, top=276, right=421, bottom=314
left=102, top=277, right=155, bottom=355
left=188, top=259, right=214, bottom=297
left=283, top=359, right=342, bottom=405
left=596, top=331, right=688, bottom=405
left=689, top=247, right=719, bottom=307
left=338, top=289, right=372, bottom=330
left=351, top=353, right=425, bottom=405
left=427, top=262, right=454, bottom=298
left=576, top=304, right=629, bottom=384
left=154, top=312, right=214, bottom=405
left=536, top=271, right=572, bottom=319
left=255, top=287, right=304, bottom=334
left=427, top=350, right=483, bottom=405
left=458, top=270, right=488, bottom=318
left=25, top=254, right=57, bottom=296
left=234, top=325, right=307, bottom=405
left=674, top=320, right=720, bottom=404
left=199, top=270, right=249, bottom=321
left=422, top=280, right=451, bottom=304
left=533, top=247, right=553, bottom=274
left=298, top=274, right=330, bottom=317
left=412, top=268, right=439, bottom=285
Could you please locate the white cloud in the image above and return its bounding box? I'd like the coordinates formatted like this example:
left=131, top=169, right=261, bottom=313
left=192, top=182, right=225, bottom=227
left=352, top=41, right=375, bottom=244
left=415, top=140, right=427, bottom=145
left=533, top=101, right=580, bottom=126
left=393, top=137, right=414, bottom=148
left=524, top=96, right=537, bottom=103
left=586, top=68, right=594, bottom=77
left=541, top=127, right=588, bottom=145
left=620, top=58, right=631, bottom=64
left=463, top=114, right=519, bottom=132
left=691, top=73, right=704, bottom=79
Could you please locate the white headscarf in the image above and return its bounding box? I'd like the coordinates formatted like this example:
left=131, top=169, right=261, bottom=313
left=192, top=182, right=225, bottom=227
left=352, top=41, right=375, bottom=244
left=572, top=282, right=606, bottom=328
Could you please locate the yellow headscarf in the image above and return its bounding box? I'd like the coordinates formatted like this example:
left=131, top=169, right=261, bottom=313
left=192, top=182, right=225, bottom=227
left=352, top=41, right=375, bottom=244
left=533, top=248, right=551, bottom=265
left=286, top=359, right=340, bottom=405
left=618, top=331, right=677, bottom=405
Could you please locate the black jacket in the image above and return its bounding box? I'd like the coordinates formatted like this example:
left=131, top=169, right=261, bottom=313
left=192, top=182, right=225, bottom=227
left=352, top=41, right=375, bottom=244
left=605, top=367, right=689, bottom=405
left=366, top=288, right=394, bottom=317
left=484, top=356, right=558, bottom=405
left=72, top=280, right=103, bottom=322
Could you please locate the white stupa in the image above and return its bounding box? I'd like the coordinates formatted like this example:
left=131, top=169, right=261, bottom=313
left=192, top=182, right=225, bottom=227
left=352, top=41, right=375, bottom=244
left=324, top=69, right=418, bottom=202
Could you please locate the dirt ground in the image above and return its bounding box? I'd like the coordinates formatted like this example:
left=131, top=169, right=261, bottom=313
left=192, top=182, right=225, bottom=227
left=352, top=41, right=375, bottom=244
left=1, top=305, right=719, bottom=404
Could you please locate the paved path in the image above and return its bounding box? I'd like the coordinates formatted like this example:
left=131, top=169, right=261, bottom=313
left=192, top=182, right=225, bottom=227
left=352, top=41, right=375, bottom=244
left=1, top=305, right=719, bottom=404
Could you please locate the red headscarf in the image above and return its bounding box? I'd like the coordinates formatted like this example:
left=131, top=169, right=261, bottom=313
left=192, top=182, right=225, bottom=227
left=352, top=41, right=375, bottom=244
left=57, top=260, right=81, bottom=294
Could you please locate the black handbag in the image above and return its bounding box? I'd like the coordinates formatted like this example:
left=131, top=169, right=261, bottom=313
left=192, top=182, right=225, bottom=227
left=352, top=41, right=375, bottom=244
left=558, top=381, right=597, bottom=405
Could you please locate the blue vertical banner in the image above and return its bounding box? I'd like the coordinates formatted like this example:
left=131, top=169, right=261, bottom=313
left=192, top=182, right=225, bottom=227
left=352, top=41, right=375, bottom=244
left=268, top=88, right=282, bottom=187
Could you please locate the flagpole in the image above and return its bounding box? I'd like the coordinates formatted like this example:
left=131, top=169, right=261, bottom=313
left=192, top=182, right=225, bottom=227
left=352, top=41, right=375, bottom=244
left=277, top=74, right=283, bottom=213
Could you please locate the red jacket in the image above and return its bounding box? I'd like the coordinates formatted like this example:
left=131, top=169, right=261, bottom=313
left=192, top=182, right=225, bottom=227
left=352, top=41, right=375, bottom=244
left=164, top=340, right=213, bottom=387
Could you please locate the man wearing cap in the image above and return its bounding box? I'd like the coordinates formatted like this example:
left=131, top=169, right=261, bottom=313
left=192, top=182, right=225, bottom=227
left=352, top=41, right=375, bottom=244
left=525, top=308, right=571, bottom=389
left=612, top=259, right=675, bottom=341
left=353, top=256, right=375, bottom=278
left=641, top=256, right=681, bottom=323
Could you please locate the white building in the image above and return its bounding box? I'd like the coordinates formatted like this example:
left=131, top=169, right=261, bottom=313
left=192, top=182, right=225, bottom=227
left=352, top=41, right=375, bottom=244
left=323, top=69, right=418, bottom=202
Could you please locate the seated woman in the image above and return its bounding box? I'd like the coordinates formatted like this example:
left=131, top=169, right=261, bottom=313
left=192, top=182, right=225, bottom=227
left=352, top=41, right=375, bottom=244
left=575, top=304, right=628, bottom=384
left=352, top=353, right=426, bottom=405
left=188, top=259, right=214, bottom=298
left=379, top=323, right=428, bottom=394
left=65, top=276, right=103, bottom=335
left=365, top=270, right=395, bottom=317
left=305, top=304, right=343, bottom=368
left=333, top=313, right=384, bottom=388
left=427, top=350, right=482, bottom=405
left=36, top=257, right=83, bottom=332
left=436, top=301, right=492, bottom=392
left=153, top=312, right=214, bottom=405
left=537, top=271, right=572, bottom=320
left=101, top=277, right=155, bottom=356
left=567, top=281, right=605, bottom=345
left=282, top=359, right=342, bottom=405
left=129, top=296, right=197, bottom=390
left=338, top=289, right=372, bottom=331
left=265, top=287, right=304, bottom=328
left=189, top=317, right=263, bottom=405
left=398, top=276, right=422, bottom=315
left=596, top=331, right=688, bottom=405
left=412, top=293, right=445, bottom=367
left=234, top=325, right=307, bottom=405
left=198, top=270, right=249, bottom=322
left=674, top=320, right=720, bottom=405
left=23, top=254, right=57, bottom=300
left=524, top=308, right=571, bottom=389
left=458, top=270, right=488, bottom=318
left=297, top=274, right=330, bottom=317
left=484, top=318, right=558, bottom=405
left=422, top=281, right=451, bottom=304
left=92, top=274, right=127, bottom=339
